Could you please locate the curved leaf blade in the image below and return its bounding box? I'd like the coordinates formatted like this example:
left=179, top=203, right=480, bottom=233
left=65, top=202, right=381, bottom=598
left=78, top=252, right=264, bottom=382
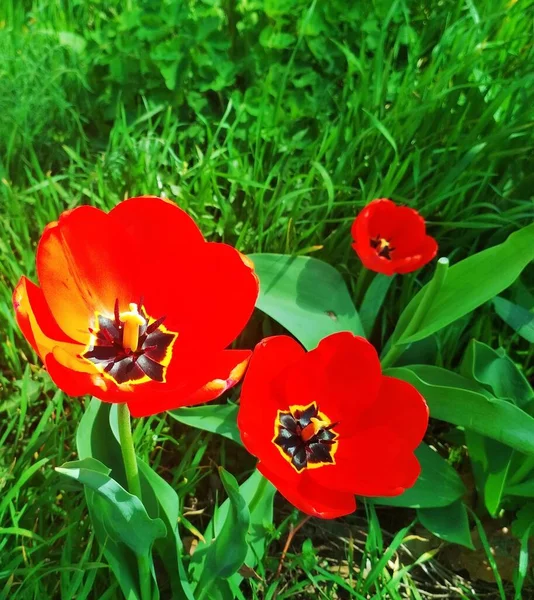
left=388, top=365, right=534, bottom=455
left=56, top=457, right=166, bottom=556
left=169, top=404, right=241, bottom=444
left=418, top=500, right=474, bottom=549
left=248, top=253, right=364, bottom=349
left=391, top=222, right=534, bottom=345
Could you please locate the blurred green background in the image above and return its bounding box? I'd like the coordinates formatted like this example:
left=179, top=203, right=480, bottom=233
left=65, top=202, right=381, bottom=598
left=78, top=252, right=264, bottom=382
left=0, top=0, right=533, bottom=598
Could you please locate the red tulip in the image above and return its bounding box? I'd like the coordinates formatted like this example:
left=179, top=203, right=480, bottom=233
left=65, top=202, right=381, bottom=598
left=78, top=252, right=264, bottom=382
left=238, top=332, right=428, bottom=519
left=13, top=197, right=259, bottom=417
left=351, top=198, right=438, bottom=275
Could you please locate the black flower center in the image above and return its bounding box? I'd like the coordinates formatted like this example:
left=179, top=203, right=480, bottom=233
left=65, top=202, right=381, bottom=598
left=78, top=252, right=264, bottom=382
left=273, top=402, right=338, bottom=472
left=370, top=235, right=395, bottom=260
left=81, top=299, right=177, bottom=385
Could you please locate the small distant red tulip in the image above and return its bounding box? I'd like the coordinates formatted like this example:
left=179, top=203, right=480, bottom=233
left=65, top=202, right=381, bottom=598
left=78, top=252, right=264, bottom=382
left=238, top=332, right=428, bottom=519
left=351, top=198, right=438, bottom=275
left=13, top=197, right=259, bottom=417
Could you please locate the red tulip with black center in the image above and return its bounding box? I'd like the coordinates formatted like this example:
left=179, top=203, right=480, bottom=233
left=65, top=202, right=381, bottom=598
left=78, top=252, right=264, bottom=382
left=13, top=196, right=259, bottom=417
left=237, top=332, right=429, bottom=519
left=351, top=198, right=438, bottom=275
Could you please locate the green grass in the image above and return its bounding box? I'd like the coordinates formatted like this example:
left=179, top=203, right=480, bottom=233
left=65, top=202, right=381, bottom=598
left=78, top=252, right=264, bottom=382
left=1, top=0, right=533, bottom=597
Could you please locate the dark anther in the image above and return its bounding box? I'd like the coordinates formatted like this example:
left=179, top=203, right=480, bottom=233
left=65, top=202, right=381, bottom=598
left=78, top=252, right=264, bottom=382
left=146, top=315, right=167, bottom=335
left=274, top=402, right=338, bottom=472
left=114, top=299, right=120, bottom=325
left=82, top=300, right=175, bottom=385
left=370, top=235, right=394, bottom=260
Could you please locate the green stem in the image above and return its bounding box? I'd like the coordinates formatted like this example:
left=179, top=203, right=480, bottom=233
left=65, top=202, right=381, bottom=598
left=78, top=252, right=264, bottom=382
left=117, top=403, right=152, bottom=600
left=381, top=257, right=449, bottom=370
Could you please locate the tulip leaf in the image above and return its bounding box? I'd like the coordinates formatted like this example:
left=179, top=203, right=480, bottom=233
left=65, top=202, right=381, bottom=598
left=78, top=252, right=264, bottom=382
left=493, top=296, right=534, bottom=343
left=248, top=253, right=365, bottom=349
left=169, top=403, right=241, bottom=444
left=466, top=431, right=513, bottom=516
left=418, top=500, right=474, bottom=549
left=360, top=273, right=395, bottom=337
left=137, top=460, right=196, bottom=599
left=506, top=479, right=534, bottom=498
left=190, top=469, right=275, bottom=589
left=388, top=365, right=534, bottom=455
left=461, top=340, right=533, bottom=408
left=77, top=398, right=195, bottom=599
left=459, top=341, right=533, bottom=515
left=390, top=222, right=534, bottom=345
left=56, top=457, right=167, bottom=556
left=77, top=400, right=140, bottom=599
left=194, top=468, right=251, bottom=599
left=372, top=443, right=465, bottom=508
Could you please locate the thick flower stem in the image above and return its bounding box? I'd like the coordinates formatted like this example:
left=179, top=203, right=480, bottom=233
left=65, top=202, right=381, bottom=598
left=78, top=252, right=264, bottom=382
left=381, top=258, right=449, bottom=370
left=117, top=403, right=152, bottom=600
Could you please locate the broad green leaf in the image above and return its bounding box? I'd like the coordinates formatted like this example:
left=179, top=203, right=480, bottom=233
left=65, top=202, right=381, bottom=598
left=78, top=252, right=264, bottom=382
left=388, top=365, right=534, bottom=455
left=372, top=444, right=465, bottom=508
left=56, top=458, right=166, bottom=556
left=511, top=503, right=534, bottom=539
left=390, top=222, right=534, bottom=345
left=418, top=500, right=474, bottom=549
left=169, top=404, right=241, bottom=444
left=248, top=253, right=364, bottom=349
left=461, top=340, right=533, bottom=408
left=138, top=459, right=196, bottom=600
left=359, top=273, right=395, bottom=337
left=77, top=397, right=126, bottom=483
left=506, top=479, right=534, bottom=497
left=77, top=399, right=194, bottom=600
left=195, top=468, right=250, bottom=598
left=466, top=431, right=513, bottom=516
left=493, top=296, right=534, bottom=343
left=460, top=341, right=532, bottom=515
left=77, top=400, right=139, bottom=600
left=190, top=470, right=275, bottom=587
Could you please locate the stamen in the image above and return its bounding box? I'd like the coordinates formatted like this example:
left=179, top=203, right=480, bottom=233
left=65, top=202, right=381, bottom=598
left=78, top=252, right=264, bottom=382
left=114, top=298, right=121, bottom=325
left=120, top=302, right=147, bottom=352
left=301, top=417, right=330, bottom=443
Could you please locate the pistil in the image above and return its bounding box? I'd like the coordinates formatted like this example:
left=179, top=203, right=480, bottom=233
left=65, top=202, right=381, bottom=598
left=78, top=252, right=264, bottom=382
left=301, top=416, right=330, bottom=443
left=119, top=303, right=147, bottom=352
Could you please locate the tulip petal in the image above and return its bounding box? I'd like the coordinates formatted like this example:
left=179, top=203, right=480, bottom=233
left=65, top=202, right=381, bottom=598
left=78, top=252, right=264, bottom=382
left=258, top=462, right=356, bottom=519
left=13, top=276, right=82, bottom=359
left=307, top=426, right=421, bottom=496
left=238, top=336, right=306, bottom=463
left=37, top=208, right=140, bottom=342
left=126, top=349, right=252, bottom=417
left=281, top=332, right=382, bottom=436
left=351, top=198, right=437, bottom=275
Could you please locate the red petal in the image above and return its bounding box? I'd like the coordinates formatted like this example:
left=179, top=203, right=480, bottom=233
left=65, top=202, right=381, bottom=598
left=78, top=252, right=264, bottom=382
left=371, top=376, right=429, bottom=447
left=36, top=207, right=140, bottom=343
left=308, top=426, right=422, bottom=496
left=307, top=374, right=427, bottom=496
left=45, top=351, right=117, bottom=400
left=110, top=197, right=258, bottom=354
left=145, top=241, right=258, bottom=356
left=126, top=349, right=252, bottom=417
left=392, top=235, right=438, bottom=274
left=258, top=462, right=356, bottom=519
left=281, top=332, right=382, bottom=436
left=108, top=196, right=205, bottom=251
left=351, top=199, right=437, bottom=275
left=13, top=276, right=83, bottom=360
left=238, top=336, right=306, bottom=463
